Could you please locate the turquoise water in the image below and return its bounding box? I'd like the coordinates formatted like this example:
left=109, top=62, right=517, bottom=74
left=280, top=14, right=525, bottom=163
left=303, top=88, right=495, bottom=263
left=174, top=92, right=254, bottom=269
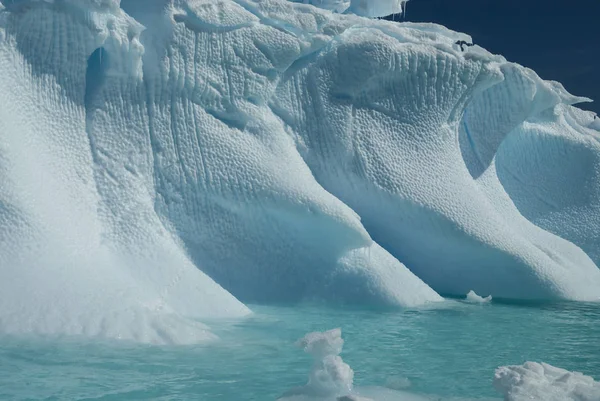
left=1, top=300, right=599, bottom=400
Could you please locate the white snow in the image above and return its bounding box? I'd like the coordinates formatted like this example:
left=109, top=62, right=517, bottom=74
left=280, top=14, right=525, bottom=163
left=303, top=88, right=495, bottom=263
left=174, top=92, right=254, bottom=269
left=494, top=362, right=600, bottom=401
left=0, top=0, right=599, bottom=343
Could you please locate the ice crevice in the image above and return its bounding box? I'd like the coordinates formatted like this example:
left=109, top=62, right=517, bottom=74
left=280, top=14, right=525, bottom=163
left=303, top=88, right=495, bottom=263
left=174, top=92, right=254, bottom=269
left=0, top=0, right=599, bottom=344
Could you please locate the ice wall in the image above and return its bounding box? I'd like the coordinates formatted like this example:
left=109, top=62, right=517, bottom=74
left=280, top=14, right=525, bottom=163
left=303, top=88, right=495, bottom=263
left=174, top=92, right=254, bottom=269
left=0, top=0, right=599, bottom=342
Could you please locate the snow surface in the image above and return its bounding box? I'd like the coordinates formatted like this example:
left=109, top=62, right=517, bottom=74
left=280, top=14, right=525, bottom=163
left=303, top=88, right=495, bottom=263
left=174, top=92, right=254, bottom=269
left=494, top=362, right=600, bottom=401
left=0, top=0, right=599, bottom=343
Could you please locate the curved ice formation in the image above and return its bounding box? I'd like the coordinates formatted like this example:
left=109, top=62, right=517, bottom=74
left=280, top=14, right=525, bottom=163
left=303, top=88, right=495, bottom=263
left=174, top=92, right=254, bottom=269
left=494, top=362, right=600, bottom=401
left=0, top=0, right=599, bottom=342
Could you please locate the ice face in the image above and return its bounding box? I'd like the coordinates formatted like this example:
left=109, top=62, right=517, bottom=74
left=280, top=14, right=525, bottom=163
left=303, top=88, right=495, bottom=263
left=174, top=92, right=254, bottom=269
left=0, top=0, right=599, bottom=342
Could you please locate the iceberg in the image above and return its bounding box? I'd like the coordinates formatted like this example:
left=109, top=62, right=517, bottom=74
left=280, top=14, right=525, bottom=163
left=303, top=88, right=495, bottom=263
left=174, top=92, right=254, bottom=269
left=0, top=0, right=598, bottom=342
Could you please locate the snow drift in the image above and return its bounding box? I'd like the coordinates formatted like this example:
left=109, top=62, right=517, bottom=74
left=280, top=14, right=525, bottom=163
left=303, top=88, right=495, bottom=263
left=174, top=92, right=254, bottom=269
left=0, top=0, right=599, bottom=342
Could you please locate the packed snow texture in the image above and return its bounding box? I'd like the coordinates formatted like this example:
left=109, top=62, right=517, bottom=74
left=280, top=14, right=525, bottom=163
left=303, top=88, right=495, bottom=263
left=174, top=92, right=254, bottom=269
left=0, top=0, right=599, bottom=342
left=494, top=362, right=600, bottom=401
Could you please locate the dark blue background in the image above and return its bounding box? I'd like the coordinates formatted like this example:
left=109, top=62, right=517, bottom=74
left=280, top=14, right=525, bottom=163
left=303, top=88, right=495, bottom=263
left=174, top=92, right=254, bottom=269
left=387, top=0, right=600, bottom=114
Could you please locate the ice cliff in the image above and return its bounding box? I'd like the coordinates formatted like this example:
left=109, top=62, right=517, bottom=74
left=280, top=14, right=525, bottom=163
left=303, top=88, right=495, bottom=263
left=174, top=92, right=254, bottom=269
left=0, top=0, right=599, bottom=343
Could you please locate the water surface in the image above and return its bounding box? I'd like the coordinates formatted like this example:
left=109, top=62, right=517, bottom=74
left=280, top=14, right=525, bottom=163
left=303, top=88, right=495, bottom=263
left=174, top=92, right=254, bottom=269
left=1, top=300, right=599, bottom=400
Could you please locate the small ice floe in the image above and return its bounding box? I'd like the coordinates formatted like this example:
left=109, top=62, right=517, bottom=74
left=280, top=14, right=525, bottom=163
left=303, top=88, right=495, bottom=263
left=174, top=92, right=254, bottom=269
left=278, top=329, right=431, bottom=401
left=494, top=361, right=600, bottom=401
left=278, top=328, right=360, bottom=401
left=465, top=290, right=492, bottom=303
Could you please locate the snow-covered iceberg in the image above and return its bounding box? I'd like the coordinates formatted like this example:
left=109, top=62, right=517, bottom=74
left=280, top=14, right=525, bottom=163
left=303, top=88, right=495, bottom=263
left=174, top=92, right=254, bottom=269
left=0, top=0, right=599, bottom=342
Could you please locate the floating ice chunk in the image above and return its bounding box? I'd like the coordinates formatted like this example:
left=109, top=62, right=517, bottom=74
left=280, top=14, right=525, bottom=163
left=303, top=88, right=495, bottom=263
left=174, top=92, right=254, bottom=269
left=289, top=329, right=354, bottom=398
left=297, top=328, right=346, bottom=358
left=281, top=329, right=434, bottom=401
left=494, top=362, right=600, bottom=401
left=465, top=290, right=492, bottom=303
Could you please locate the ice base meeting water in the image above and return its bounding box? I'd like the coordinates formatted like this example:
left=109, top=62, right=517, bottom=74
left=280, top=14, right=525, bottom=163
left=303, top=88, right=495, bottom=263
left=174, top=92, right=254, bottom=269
left=1, top=1, right=600, bottom=400
left=1, top=300, right=599, bottom=400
